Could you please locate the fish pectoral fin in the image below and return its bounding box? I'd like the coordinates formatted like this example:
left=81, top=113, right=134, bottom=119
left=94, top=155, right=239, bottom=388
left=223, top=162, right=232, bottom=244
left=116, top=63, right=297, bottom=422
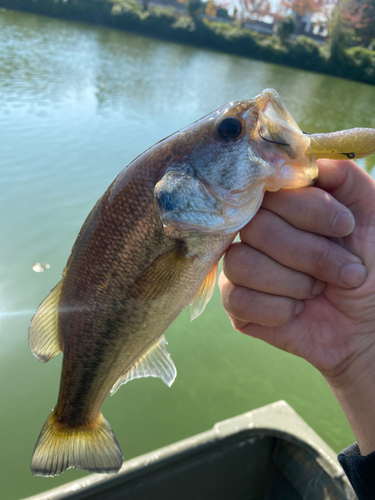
left=132, top=245, right=192, bottom=300
left=28, top=281, right=63, bottom=363
left=190, top=263, right=218, bottom=321
left=110, top=335, right=177, bottom=395
left=31, top=410, right=123, bottom=477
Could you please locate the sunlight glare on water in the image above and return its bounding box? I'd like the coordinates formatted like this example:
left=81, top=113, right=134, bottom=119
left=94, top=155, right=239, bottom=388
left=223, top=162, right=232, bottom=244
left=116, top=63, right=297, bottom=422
left=0, top=7, right=374, bottom=499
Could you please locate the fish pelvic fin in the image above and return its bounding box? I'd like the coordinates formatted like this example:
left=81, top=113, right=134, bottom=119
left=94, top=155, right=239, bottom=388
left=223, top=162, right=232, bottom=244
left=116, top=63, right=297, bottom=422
left=31, top=410, right=123, bottom=477
left=190, top=263, right=218, bottom=321
left=111, top=335, right=177, bottom=395
left=29, top=281, right=63, bottom=363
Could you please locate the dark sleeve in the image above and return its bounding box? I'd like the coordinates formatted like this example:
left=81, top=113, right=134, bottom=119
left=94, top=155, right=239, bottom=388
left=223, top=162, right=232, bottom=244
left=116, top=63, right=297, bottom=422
left=338, top=443, right=375, bottom=500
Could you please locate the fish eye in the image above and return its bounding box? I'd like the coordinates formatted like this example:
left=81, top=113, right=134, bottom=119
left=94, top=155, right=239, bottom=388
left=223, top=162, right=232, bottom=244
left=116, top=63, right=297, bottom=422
left=217, top=116, right=243, bottom=141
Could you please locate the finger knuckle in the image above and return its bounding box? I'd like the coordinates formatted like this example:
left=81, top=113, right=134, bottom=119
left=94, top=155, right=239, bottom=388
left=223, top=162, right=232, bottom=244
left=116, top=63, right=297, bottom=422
left=273, top=298, right=296, bottom=325
left=226, top=285, right=253, bottom=319
left=223, top=243, right=249, bottom=282
left=312, top=242, right=333, bottom=276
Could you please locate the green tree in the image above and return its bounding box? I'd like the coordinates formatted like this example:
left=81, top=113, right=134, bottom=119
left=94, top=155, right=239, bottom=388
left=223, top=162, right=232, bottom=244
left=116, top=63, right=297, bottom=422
left=186, top=0, right=204, bottom=21
left=328, top=3, right=355, bottom=61
left=276, top=15, right=297, bottom=44
left=217, top=6, right=232, bottom=20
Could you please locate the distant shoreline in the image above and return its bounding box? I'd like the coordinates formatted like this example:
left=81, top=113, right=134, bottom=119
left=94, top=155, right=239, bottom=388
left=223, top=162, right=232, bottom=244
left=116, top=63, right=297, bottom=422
left=1, top=0, right=374, bottom=86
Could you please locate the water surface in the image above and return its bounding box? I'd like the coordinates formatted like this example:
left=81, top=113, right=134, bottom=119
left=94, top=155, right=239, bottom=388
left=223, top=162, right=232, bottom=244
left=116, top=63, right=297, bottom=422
left=0, top=8, right=374, bottom=499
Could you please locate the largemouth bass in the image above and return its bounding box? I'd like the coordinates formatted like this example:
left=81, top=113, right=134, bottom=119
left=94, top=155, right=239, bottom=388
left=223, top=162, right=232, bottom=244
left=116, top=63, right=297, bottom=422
left=29, top=89, right=375, bottom=477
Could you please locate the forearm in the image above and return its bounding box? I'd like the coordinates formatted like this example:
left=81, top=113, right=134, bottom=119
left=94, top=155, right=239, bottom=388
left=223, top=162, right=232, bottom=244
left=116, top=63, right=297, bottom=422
left=323, top=344, right=375, bottom=456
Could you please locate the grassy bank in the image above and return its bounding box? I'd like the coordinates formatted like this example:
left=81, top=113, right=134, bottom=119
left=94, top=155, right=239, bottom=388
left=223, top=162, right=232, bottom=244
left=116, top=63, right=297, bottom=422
left=1, top=0, right=374, bottom=85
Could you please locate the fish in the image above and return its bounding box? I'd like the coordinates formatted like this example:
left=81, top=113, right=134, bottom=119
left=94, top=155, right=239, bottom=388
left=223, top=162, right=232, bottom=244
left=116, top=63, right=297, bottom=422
left=29, top=89, right=375, bottom=477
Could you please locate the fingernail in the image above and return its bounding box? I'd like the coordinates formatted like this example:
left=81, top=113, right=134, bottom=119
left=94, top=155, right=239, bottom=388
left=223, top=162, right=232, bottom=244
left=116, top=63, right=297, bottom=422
left=332, top=212, right=355, bottom=236
left=295, top=301, right=304, bottom=315
left=341, top=263, right=367, bottom=288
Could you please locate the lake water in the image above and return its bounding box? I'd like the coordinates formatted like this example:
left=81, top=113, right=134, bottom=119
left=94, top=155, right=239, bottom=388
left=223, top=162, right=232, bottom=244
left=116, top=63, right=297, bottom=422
left=1, top=7, right=374, bottom=499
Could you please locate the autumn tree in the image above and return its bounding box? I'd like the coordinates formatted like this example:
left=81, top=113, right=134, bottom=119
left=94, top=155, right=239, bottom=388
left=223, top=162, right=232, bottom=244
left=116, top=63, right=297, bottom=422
left=341, top=0, right=375, bottom=47
left=205, top=0, right=218, bottom=17
left=282, top=0, right=324, bottom=16
left=204, top=0, right=232, bottom=19
left=275, top=0, right=328, bottom=35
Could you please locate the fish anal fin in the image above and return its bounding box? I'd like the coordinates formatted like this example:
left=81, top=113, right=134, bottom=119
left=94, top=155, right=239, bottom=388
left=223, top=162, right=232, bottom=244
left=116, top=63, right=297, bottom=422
left=133, top=245, right=192, bottom=300
left=28, top=281, right=63, bottom=363
left=111, top=335, right=177, bottom=395
left=190, top=263, right=218, bottom=321
left=31, top=410, right=123, bottom=477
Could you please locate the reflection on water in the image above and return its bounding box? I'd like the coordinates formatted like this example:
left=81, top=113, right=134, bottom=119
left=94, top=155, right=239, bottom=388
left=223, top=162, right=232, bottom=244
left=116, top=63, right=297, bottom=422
left=0, top=7, right=374, bottom=500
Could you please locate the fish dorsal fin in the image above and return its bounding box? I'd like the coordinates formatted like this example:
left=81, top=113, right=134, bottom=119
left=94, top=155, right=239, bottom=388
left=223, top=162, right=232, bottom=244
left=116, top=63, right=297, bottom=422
left=133, top=246, right=192, bottom=301
left=190, top=263, right=218, bottom=321
left=29, top=281, right=63, bottom=363
left=110, top=335, right=177, bottom=395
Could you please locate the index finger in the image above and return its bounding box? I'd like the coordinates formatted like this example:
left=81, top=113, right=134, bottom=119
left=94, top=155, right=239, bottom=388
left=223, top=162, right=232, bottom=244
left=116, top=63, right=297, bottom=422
left=262, top=186, right=355, bottom=238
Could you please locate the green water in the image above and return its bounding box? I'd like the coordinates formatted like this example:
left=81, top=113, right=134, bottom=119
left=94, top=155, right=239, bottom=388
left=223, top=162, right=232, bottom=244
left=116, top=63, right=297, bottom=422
left=1, top=7, right=374, bottom=499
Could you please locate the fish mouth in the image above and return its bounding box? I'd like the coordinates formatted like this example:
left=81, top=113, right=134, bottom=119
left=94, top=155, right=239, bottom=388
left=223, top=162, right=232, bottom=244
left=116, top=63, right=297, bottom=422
left=249, top=89, right=318, bottom=189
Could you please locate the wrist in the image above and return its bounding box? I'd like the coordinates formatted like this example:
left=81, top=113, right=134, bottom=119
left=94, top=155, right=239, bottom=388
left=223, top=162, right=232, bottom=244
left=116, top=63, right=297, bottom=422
left=321, top=341, right=375, bottom=456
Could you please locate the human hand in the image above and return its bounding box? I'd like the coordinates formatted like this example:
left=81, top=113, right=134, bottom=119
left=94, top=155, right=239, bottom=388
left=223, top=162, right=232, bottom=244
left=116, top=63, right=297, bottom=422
left=219, top=159, right=375, bottom=454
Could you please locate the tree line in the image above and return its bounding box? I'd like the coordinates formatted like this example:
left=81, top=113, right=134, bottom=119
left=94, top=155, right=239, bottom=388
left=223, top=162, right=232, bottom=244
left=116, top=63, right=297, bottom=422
left=0, top=0, right=374, bottom=85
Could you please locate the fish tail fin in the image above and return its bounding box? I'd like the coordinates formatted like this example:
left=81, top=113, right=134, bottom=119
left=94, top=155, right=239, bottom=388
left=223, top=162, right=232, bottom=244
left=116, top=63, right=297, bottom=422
left=30, top=410, right=123, bottom=477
